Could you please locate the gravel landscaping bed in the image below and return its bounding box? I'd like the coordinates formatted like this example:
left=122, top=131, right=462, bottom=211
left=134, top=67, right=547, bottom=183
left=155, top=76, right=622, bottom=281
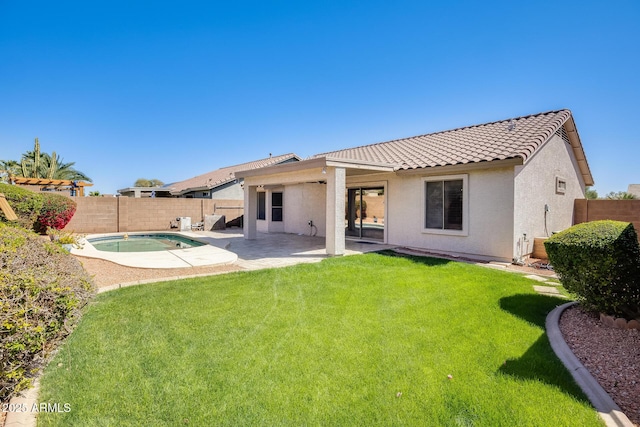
left=560, top=305, right=640, bottom=426
left=76, top=256, right=243, bottom=288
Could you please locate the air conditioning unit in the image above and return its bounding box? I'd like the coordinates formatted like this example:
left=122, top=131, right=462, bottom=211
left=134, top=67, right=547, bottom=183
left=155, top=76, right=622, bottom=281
left=177, top=217, right=191, bottom=231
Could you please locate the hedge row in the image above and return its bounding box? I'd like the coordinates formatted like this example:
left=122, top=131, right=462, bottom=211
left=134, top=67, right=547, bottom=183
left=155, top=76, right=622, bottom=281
left=0, top=183, right=43, bottom=229
left=0, top=223, right=95, bottom=402
left=0, top=183, right=76, bottom=232
left=545, top=220, right=640, bottom=319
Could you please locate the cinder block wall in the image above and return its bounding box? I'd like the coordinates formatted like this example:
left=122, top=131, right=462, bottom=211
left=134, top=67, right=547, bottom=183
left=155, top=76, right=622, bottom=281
left=63, top=198, right=118, bottom=233
left=64, top=197, right=243, bottom=233
left=574, top=199, right=640, bottom=240
left=212, top=200, right=243, bottom=225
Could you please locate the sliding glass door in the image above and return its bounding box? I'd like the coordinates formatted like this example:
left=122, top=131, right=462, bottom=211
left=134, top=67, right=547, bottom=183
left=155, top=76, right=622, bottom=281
left=345, top=187, right=385, bottom=241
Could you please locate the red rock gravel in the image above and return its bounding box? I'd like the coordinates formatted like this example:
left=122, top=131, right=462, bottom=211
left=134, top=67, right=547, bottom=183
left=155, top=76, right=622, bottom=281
left=560, top=305, right=640, bottom=426
left=76, top=257, right=243, bottom=288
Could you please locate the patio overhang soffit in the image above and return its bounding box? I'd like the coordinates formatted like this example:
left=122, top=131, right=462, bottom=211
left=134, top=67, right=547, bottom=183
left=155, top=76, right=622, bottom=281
left=235, top=156, right=396, bottom=184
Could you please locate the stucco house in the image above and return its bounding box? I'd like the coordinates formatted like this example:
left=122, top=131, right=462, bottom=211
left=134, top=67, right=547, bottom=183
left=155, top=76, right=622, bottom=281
left=236, top=109, right=594, bottom=262
left=118, top=153, right=301, bottom=199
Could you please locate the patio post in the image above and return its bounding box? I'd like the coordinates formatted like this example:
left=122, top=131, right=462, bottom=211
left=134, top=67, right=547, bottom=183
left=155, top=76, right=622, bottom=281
left=325, top=166, right=346, bottom=256
left=244, top=184, right=257, bottom=239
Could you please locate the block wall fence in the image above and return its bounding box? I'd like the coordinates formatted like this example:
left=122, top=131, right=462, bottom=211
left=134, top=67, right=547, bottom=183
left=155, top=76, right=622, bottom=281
left=573, top=199, right=640, bottom=241
left=61, top=197, right=640, bottom=236
left=64, top=197, right=243, bottom=233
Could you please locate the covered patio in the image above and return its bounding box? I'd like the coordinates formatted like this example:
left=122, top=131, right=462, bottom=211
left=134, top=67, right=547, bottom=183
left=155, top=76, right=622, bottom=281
left=207, top=230, right=395, bottom=270
left=235, top=157, right=396, bottom=257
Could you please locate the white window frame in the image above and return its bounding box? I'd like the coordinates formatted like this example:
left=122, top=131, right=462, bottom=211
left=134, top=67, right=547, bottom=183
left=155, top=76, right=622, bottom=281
left=422, top=174, right=469, bottom=236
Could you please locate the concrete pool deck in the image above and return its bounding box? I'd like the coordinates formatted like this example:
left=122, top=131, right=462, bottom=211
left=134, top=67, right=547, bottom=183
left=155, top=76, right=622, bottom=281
left=71, top=230, right=393, bottom=270
left=71, top=232, right=238, bottom=268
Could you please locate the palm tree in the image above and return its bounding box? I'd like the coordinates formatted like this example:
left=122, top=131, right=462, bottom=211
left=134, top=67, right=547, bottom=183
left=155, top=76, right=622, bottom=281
left=14, top=138, right=93, bottom=182
left=0, top=159, right=20, bottom=183
left=39, top=152, right=92, bottom=182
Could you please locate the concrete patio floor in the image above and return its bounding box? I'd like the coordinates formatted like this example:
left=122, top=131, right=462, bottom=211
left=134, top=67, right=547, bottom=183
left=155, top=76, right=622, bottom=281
left=72, top=229, right=395, bottom=270
left=188, top=229, right=395, bottom=270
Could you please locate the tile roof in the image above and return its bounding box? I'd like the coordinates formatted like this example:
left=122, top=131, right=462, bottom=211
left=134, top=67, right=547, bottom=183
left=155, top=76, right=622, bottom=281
left=169, top=153, right=300, bottom=194
left=314, top=109, right=576, bottom=170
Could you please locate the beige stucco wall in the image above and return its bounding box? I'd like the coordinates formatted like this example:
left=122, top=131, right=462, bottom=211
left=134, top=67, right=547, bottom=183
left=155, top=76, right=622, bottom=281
left=513, top=134, right=586, bottom=258
left=255, top=184, right=327, bottom=235
left=283, top=183, right=327, bottom=237
left=245, top=166, right=516, bottom=261
left=373, top=168, right=515, bottom=261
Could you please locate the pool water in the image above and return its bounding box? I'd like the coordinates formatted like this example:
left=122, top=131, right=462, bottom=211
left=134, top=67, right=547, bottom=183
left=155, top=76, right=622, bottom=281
left=89, top=234, right=205, bottom=252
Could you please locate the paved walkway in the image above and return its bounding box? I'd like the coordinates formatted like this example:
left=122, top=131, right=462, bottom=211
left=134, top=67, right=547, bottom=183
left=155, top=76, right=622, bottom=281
left=72, top=230, right=393, bottom=270
left=191, top=230, right=394, bottom=270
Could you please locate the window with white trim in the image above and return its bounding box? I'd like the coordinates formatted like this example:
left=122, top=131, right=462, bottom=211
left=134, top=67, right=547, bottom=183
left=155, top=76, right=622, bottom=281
left=271, top=192, right=283, bottom=222
left=423, top=174, right=468, bottom=234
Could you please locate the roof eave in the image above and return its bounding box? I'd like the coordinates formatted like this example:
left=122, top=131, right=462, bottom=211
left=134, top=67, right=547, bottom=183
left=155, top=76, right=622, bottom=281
left=170, top=178, right=238, bottom=196
left=395, top=157, right=523, bottom=176
left=236, top=156, right=396, bottom=179
left=563, top=116, right=595, bottom=186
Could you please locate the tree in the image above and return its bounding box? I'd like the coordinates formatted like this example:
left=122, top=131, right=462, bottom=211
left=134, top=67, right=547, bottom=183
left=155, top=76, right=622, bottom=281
left=134, top=178, right=164, bottom=187
left=39, top=152, right=92, bottom=182
left=0, top=159, right=20, bottom=183
left=605, top=191, right=637, bottom=200
left=12, top=138, right=92, bottom=182
left=585, top=186, right=598, bottom=199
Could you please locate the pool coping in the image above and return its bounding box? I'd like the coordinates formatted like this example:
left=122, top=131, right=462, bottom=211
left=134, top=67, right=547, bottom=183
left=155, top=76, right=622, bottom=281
left=71, top=231, right=237, bottom=268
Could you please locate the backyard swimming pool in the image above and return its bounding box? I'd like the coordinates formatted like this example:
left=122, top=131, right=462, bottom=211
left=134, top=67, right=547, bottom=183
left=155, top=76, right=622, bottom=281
left=89, top=233, right=205, bottom=252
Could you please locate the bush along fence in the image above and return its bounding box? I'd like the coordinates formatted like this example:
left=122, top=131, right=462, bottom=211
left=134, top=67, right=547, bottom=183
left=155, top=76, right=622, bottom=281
left=0, top=223, right=95, bottom=402
left=0, top=183, right=76, bottom=233
left=545, top=220, right=640, bottom=322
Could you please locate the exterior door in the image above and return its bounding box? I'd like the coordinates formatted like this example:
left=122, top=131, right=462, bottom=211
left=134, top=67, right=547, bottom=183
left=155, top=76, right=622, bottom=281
left=345, top=187, right=384, bottom=241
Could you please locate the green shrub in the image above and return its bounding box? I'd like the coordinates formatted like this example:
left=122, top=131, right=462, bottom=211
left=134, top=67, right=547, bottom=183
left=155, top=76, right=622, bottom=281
left=544, top=220, right=640, bottom=318
left=36, top=192, right=77, bottom=233
left=0, top=183, right=44, bottom=230
left=0, top=223, right=95, bottom=402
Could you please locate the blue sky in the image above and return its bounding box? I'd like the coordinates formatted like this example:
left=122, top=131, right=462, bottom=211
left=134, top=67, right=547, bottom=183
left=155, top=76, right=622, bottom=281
left=1, top=1, right=638, bottom=195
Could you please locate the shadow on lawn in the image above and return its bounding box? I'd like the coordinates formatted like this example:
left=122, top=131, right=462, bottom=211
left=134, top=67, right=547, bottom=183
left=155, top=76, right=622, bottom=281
left=375, top=250, right=453, bottom=267
left=499, top=294, right=590, bottom=403
left=499, top=293, right=564, bottom=328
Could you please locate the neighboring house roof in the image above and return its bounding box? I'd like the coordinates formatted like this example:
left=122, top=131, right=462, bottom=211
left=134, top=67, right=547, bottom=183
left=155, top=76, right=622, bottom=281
left=169, top=153, right=301, bottom=195
left=313, top=109, right=593, bottom=185
left=117, top=186, right=172, bottom=196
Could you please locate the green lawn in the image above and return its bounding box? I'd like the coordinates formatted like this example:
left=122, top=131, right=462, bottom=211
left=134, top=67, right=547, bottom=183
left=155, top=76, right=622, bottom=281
left=38, top=252, right=601, bottom=426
